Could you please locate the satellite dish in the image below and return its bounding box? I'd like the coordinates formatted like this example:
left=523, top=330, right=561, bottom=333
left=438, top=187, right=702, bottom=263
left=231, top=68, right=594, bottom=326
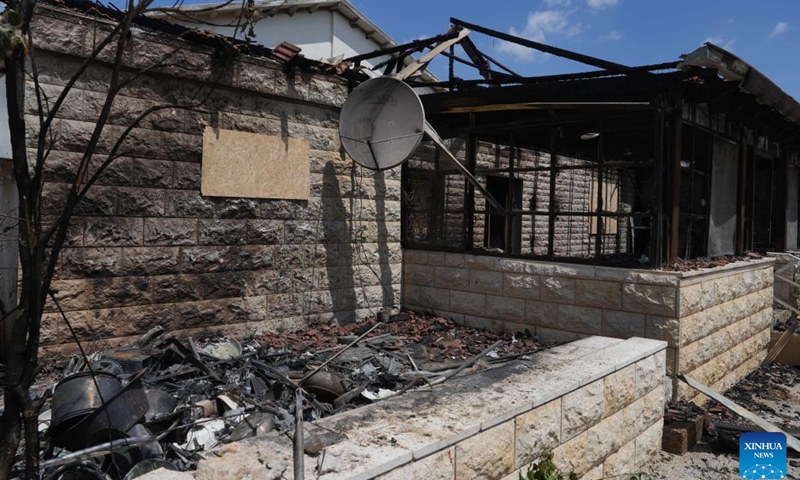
left=339, top=76, right=425, bottom=170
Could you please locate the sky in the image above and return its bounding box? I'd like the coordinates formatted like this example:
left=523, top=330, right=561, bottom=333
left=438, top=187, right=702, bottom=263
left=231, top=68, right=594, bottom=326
left=346, top=0, right=800, bottom=99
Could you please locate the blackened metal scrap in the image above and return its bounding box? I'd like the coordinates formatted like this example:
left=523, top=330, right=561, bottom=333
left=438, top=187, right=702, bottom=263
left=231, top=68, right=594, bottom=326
left=33, top=311, right=548, bottom=477
left=39, top=435, right=157, bottom=470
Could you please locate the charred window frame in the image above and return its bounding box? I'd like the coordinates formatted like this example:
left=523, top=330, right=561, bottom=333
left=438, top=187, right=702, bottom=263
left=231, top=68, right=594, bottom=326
left=401, top=111, right=662, bottom=267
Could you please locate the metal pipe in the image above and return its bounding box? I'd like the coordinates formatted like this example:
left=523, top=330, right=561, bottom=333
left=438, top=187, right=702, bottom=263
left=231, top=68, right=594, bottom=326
left=652, top=102, right=666, bottom=268
left=40, top=436, right=157, bottom=469
left=423, top=122, right=504, bottom=212
left=595, top=121, right=605, bottom=260
left=548, top=128, right=559, bottom=257
left=669, top=104, right=683, bottom=265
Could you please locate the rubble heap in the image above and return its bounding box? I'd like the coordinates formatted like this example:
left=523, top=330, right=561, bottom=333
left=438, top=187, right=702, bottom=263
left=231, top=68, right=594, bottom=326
left=19, top=310, right=547, bottom=479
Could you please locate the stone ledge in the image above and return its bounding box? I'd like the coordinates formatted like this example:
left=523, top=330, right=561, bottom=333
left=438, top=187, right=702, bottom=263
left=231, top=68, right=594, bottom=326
left=192, top=336, right=666, bottom=480
left=675, top=258, right=775, bottom=285
left=403, top=250, right=775, bottom=287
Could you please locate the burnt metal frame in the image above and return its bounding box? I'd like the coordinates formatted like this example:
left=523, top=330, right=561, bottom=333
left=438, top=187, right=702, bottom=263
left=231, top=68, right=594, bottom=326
left=394, top=19, right=800, bottom=267
left=402, top=108, right=664, bottom=267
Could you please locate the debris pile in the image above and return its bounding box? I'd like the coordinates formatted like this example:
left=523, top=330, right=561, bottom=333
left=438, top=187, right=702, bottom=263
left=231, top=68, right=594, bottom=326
left=666, top=252, right=762, bottom=272
left=22, top=311, right=546, bottom=479
left=665, top=364, right=800, bottom=456
left=662, top=401, right=707, bottom=455
left=704, top=364, right=800, bottom=450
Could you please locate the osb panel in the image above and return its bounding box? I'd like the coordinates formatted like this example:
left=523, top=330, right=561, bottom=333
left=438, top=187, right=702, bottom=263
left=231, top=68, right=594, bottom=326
left=590, top=177, right=619, bottom=235
left=201, top=127, right=310, bottom=200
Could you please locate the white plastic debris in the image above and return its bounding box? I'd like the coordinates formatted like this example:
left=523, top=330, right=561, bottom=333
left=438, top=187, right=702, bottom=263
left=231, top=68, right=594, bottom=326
left=38, top=410, right=52, bottom=433
left=181, top=419, right=226, bottom=451
left=202, top=339, right=242, bottom=360
left=485, top=350, right=499, bottom=358
left=361, top=388, right=395, bottom=401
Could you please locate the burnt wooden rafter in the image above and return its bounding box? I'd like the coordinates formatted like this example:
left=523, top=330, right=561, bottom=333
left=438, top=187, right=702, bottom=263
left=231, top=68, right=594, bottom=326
left=450, top=17, right=627, bottom=71
left=459, top=36, right=495, bottom=80
left=422, top=70, right=703, bottom=114
left=409, top=61, right=679, bottom=89
left=344, top=30, right=460, bottom=64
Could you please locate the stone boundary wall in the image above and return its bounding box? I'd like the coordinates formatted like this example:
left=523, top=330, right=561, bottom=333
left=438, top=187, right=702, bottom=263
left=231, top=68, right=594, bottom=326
left=674, top=261, right=773, bottom=403
left=189, top=337, right=666, bottom=480
left=30, top=7, right=401, bottom=352
left=403, top=250, right=773, bottom=402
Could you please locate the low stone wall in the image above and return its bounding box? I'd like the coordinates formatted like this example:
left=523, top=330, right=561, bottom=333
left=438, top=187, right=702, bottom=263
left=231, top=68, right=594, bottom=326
left=190, top=337, right=666, bottom=480
left=402, top=250, right=774, bottom=402
left=673, top=261, right=773, bottom=403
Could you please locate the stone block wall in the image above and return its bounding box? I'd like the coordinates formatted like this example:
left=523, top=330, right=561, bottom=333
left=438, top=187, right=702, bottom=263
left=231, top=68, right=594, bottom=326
left=673, top=262, right=773, bottom=403
left=403, top=250, right=774, bottom=401
left=190, top=337, right=667, bottom=480
left=30, top=8, right=401, bottom=352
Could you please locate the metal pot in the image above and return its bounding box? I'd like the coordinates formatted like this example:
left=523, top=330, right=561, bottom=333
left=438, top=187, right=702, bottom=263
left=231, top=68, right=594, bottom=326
left=50, top=372, right=123, bottom=450
left=50, top=371, right=148, bottom=451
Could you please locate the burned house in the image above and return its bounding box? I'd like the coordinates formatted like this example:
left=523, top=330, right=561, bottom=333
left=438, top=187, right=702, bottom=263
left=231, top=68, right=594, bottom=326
left=1, top=3, right=798, bottom=479
left=388, top=21, right=797, bottom=403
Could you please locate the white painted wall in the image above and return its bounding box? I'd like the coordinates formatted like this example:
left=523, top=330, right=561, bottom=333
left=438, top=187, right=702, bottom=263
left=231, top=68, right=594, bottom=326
left=180, top=10, right=387, bottom=67
left=171, top=9, right=437, bottom=94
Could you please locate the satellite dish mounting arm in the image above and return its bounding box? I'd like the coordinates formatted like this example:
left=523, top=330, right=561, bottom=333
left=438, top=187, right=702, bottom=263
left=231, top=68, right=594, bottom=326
left=393, top=28, right=505, bottom=212
left=423, top=121, right=504, bottom=212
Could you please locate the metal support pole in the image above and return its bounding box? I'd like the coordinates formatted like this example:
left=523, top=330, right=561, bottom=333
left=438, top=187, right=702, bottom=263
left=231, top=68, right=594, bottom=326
left=668, top=105, right=682, bottom=265
left=652, top=103, right=666, bottom=268
left=736, top=129, right=747, bottom=254
left=777, top=151, right=789, bottom=251
left=506, top=135, right=515, bottom=253
left=465, top=116, right=477, bottom=252
left=548, top=128, right=559, bottom=257
left=595, top=121, right=605, bottom=260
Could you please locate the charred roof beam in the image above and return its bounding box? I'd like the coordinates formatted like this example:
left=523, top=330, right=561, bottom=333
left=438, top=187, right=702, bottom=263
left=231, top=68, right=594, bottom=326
left=451, top=17, right=627, bottom=71
left=437, top=49, right=514, bottom=80
left=459, top=36, right=495, bottom=80
left=344, top=30, right=459, bottom=64
left=422, top=70, right=708, bottom=115
left=409, top=61, right=679, bottom=89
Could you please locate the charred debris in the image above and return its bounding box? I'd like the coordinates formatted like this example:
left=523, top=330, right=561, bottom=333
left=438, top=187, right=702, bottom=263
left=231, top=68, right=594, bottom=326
left=15, top=312, right=546, bottom=479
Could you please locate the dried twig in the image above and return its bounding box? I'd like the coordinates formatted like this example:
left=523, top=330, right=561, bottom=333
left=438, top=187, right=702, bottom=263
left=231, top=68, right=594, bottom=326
left=300, top=323, right=382, bottom=385
left=407, top=353, right=419, bottom=371
left=446, top=340, right=505, bottom=379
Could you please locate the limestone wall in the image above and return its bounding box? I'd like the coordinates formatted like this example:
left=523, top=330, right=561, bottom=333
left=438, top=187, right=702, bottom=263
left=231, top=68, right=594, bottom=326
left=673, top=262, right=773, bottom=403
left=30, top=8, right=401, bottom=352
left=403, top=250, right=774, bottom=401
left=191, top=337, right=667, bottom=480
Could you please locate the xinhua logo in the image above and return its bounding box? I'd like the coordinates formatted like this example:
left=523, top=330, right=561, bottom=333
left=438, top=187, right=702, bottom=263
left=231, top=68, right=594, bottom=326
left=740, top=432, right=787, bottom=479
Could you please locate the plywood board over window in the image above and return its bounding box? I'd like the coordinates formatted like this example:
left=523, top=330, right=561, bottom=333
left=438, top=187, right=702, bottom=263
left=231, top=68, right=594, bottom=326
left=201, top=127, right=310, bottom=200
left=590, top=176, right=619, bottom=235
